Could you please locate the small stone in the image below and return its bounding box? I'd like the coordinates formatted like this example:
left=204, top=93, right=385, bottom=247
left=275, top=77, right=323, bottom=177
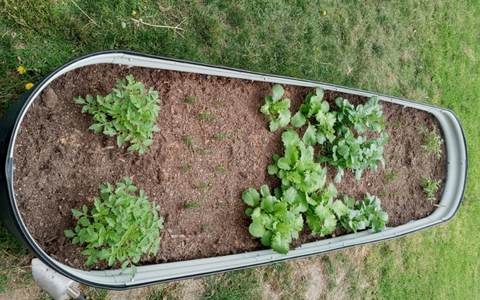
left=40, top=222, right=44, bottom=227
left=42, top=87, right=58, bottom=108
left=74, top=258, right=79, bottom=264
left=167, top=228, right=173, bottom=234
left=22, top=176, right=28, bottom=181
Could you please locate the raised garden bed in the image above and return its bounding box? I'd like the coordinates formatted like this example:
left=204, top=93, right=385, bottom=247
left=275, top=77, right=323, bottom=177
left=0, top=51, right=467, bottom=289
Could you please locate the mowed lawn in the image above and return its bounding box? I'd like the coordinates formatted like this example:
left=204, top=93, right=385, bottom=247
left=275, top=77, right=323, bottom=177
left=0, top=0, right=479, bottom=299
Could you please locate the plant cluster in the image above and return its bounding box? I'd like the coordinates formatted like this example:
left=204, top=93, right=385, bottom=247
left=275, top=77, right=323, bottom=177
left=260, top=84, right=291, bottom=132
left=421, top=175, right=441, bottom=204
left=268, top=129, right=327, bottom=193
left=418, top=124, right=443, bottom=160
left=74, top=75, right=161, bottom=155
left=242, top=186, right=305, bottom=254
left=64, top=177, right=164, bottom=278
left=244, top=87, right=390, bottom=254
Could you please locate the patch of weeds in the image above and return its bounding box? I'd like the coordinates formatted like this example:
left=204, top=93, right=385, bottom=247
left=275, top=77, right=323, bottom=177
left=183, top=135, right=194, bottom=147
left=196, top=183, right=210, bottom=190
left=199, top=112, right=217, bottom=120
left=215, top=101, right=226, bottom=107
left=392, top=121, right=405, bottom=129
left=213, top=166, right=226, bottom=173
left=421, top=175, right=441, bottom=204
left=217, top=202, right=229, bottom=207
left=81, top=286, right=109, bottom=300
left=185, top=97, right=197, bottom=104
left=179, top=164, right=193, bottom=171
left=202, top=224, right=215, bottom=232
left=378, top=190, right=388, bottom=196
left=418, top=124, right=443, bottom=159
left=385, top=172, right=400, bottom=181
left=185, top=197, right=205, bottom=209
left=202, top=268, right=263, bottom=299
left=214, top=130, right=238, bottom=141
left=322, top=256, right=337, bottom=291
left=196, top=147, right=216, bottom=155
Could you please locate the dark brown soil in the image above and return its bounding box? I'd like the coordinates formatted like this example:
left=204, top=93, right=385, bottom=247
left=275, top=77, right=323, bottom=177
left=13, top=64, right=445, bottom=271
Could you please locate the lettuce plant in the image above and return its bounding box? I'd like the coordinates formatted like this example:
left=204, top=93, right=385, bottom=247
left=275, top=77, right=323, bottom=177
left=242, top=185, right=306, bottom=254
left=268, top=129, right=327, bottom=193
left=74, top=75, right=161, bottom=155
left=260, top=84, right=291, bottom=132
left=290, top=87, right=337, bottom=145
left=64, top=177, right=164, bottom=278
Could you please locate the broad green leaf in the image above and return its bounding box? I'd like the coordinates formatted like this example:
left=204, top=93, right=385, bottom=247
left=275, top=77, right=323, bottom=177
left=268, top=164, right=279, bottom=175
left=261, top=231, right=272, bottom=246
left=261, top=195, right=274, bottom=213
left=72, top=209, right=83, bottom=217
left=260, top=185, right=270, bottom=197
left=242, top=188, right=260, bottom=206
left=64, top=230, right=75, bottom=237
left=273, top=202, right=287, bottom=216
left=273, top=154, right=280, bottom=161
left=282, top=187, right=297, bottom=204
left=291, top=111, right=306, bottom=127
left=271, top=234, right=289, bottom=254
left=89, top=123, right=103, bottom=133
left=143, top=139, right=154, bottom=146
left=277, top=157, right=292, bottom=170
left=278, top=109, right=291, bottom=127
left=269, top=118, right=279, bottom=132
left=272, top=84, right=284, bottom=101
left=332, top=200, right=348, bottom=217
left=316, top=131, right=326, bottom=144
left=273, top=99, right=290, bottom=110
left=281, top=129, right=300, bottom=147
left=303, top=123, right=317, bottom=145
left=249, top=223, right=266, bottom=238
left=245, top=208, right=254, bottom=216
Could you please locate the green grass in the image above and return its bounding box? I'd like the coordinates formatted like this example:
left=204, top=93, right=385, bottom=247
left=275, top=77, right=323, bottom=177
left=1, top=0, right=480, bottom=298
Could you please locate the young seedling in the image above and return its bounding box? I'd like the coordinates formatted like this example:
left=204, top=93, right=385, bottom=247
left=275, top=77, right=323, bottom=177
left=214, top=130, right=238, bottom=141
left=385, top=172, right=400, bottom=181
left=217, top=202, right=229, bottom=207
left=179, top=164, right=193, bottom=171
left=202, top=223, right=215, bottom=232
left=378, top=190, right=388, bottom=196
left=260, top=84, right=292, bottom=132
left=215, top=101, right=226, bottom=107
left=185, top=197, right=205, bottom=209
left=74, top=75, right=161, bottom=155
left=392, top=121, right=405, bottom=129
left=421, top=175, right=441, bottom=204
left=185, top=97, right=197, bottom=104
left=196, top=183, right=210, bottom=190
left=418, top=124, right=443, bottom=159
left=182, top=135, right=194, bottom=147
left=213, top=166, right=226, bottom=173
left=64, top=177, right=163, bottom=278
left=199, top=112, right=217, bottom=120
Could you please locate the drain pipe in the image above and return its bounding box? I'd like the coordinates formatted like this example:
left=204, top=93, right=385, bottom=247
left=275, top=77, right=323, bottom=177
left=32, top=259, right=88, bottom=300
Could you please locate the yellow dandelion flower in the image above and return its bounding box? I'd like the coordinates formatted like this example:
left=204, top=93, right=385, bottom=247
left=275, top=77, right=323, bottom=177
left=323, top=11, right=326, bottom=16
left=427, top=38, right=430, bottom=41
left=25, top=83, right=34, bottom=90
left=17, top=66, right=26, bottom=74
left=132, top=11, right=136, bottom=16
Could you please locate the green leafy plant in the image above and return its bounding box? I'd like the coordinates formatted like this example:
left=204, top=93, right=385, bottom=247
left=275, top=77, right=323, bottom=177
left=338, top=193, right=388, bottom=233
left=392, top=121, right=405, bottom=130
left=74, top=75, right=161, bottom=155
left=318, top=129, right=388, bottom=183
left=333, top=96, right=385, bottom=135
left=260, top=84, right=291, bottom=132
left=64, top=177, right=163, bottom=278
left=290, top=87, right=337, bottom=145
left=243, top=185, right=306, bottom=254
left=418, top=124, right=443, bottom=160
left=199, top=112, right=217, bottom=120
left=421, top=175, right=442, bottom=204
left=185, top=97, right=197, bottom=104
left=304, top=184, right=347, bottom=236
left=268, top=129, right=327, bottom=193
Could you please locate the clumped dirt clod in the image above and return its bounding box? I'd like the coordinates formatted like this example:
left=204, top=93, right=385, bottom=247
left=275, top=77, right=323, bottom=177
left=13, top=64, right=445, bottom=271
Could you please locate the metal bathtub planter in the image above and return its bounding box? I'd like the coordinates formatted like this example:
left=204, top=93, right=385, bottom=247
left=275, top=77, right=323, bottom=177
left=0, top=51, right=468, bottom=289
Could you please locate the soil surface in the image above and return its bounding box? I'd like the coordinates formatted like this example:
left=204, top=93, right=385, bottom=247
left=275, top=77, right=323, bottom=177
left=13, top=64, right=445, bottom=271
